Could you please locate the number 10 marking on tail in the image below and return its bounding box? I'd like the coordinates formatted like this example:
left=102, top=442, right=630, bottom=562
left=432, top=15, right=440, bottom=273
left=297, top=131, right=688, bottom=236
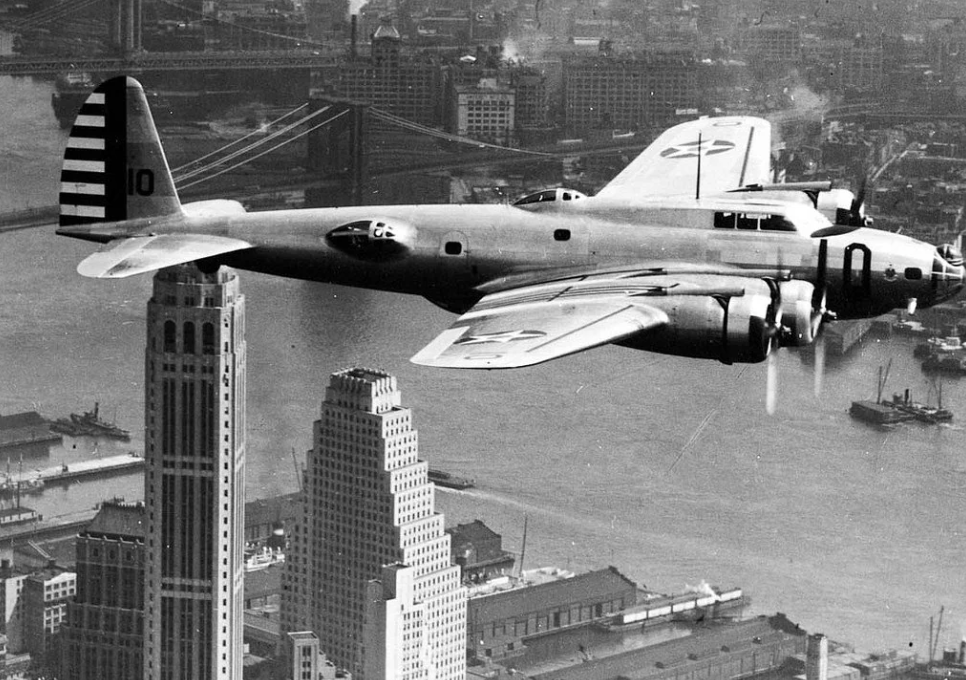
left=128, top=168, right=155, bottom=196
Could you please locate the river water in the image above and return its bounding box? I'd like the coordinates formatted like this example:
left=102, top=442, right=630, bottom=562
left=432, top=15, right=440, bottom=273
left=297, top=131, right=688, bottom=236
left=0, top=65, right=963, bottom=655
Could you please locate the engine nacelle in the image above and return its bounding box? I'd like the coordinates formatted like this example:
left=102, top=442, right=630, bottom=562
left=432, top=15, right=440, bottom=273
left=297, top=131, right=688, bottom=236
left=816, top=188, right=871, bottom=226
left=616, top=278, right=781, bottom=364
left=722, top=288, right=776, bottom=363
left=324, top=218, right=416, bottom=261
left=777, top=280, right=821, bottom=346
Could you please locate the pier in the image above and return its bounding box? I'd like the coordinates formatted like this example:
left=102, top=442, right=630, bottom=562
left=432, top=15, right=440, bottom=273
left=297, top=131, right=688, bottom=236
left=10, top=452, right=144, bottom=486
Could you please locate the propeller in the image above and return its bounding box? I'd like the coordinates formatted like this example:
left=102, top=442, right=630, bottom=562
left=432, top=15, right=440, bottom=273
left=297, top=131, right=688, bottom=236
left=847, top=175, right=867, bottom=226
left=766, top=351, right=779, bottom=415
left=813, top=332, right=826, bottom=398
left=763, top=277, right=783, bottom=415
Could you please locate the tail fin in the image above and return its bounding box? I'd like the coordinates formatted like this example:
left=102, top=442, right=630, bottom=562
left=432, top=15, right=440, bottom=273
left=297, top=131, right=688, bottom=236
left=59, top=76, right=181, bottom=229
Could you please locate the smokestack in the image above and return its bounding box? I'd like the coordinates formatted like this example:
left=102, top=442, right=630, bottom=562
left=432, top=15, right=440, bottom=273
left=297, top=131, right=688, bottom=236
left=350, top=14, right=358, bottom=59
left=959, top=640, right=965, bottom=665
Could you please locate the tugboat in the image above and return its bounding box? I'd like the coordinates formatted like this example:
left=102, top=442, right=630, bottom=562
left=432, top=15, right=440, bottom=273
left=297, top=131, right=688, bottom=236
left=884, top=387, right=954, bottom=424
left=50, top=403, right=131, bottom=441
left=427, top=468, right=475, bottom=490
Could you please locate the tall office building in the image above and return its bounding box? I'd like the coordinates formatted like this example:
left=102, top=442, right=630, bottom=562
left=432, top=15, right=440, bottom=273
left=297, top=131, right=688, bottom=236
left=143, top=265, right=246, bottom=680
left=281, top=368, right=466, bottom=680
left=61, top=500, right=145, bottom=680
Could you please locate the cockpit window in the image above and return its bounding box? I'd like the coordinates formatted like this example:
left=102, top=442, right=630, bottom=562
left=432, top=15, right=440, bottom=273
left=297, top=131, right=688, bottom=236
left=714, top=212, right=796, bottom=232
left=514, top=190, right=558, bottom=206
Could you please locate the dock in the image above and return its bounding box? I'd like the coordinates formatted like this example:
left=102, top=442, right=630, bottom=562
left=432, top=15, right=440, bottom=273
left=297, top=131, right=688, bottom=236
left=11, top=453, right=144, bottom=486
left=0, top=412, right=61, bottom=450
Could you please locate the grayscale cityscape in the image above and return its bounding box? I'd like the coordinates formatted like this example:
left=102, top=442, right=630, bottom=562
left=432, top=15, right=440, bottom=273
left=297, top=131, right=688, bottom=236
left=0, top=0, right=965, bottom=678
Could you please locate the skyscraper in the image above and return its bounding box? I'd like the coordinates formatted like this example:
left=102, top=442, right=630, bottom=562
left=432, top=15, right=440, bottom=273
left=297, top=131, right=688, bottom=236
left=281, top=368, right=466, bottom=679
left=143, top=265, right=246, bottom=680
left=61, top=500, right=145, bottom=680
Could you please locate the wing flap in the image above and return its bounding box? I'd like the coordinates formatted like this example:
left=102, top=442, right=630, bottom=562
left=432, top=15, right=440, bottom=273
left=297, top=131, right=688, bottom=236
left=77, top=234, right=254, bottom=279
left=411, top=298, right=668, bottom=369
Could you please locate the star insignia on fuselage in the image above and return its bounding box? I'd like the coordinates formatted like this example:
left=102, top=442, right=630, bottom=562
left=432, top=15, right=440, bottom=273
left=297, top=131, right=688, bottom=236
left=455, top=330, right=547, bottom=345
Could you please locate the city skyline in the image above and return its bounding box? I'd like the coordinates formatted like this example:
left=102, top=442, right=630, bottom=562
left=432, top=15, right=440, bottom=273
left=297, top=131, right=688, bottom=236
left=2, top=0, right=966, bottom=673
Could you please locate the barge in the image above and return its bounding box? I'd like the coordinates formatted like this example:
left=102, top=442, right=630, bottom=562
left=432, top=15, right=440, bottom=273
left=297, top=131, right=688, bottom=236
left=427, top=468, right=475, bottom=490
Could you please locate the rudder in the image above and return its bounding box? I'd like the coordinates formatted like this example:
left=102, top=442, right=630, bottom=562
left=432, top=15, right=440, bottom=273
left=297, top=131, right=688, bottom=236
left=60, top=76, right=181, bottom=228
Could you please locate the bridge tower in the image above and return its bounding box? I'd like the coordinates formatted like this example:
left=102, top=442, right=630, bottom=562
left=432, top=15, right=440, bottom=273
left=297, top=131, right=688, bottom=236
left=305, top=96, right=368, bottom=207
left=110, top=0, right=141, bottom=56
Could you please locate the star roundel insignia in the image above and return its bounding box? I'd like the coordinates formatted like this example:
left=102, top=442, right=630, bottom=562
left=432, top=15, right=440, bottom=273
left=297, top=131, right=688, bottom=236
left=659, top=138, right=736, bottom=159
left=455, top=329, right=547, bottom=345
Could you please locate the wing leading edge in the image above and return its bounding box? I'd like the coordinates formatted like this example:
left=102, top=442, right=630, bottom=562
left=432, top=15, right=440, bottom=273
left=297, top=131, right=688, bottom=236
left=595, top=116, right=772, bottom=201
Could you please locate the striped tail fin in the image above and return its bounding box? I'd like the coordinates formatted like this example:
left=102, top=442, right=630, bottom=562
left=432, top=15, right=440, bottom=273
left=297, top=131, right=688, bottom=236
left=59, top=76, right=181, bottom=229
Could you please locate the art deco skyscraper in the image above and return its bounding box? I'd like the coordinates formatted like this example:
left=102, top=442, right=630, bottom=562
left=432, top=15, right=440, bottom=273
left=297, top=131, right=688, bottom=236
left=281, top=368, right=466, bottom=680
left=143, top=265, right=246, bottom=680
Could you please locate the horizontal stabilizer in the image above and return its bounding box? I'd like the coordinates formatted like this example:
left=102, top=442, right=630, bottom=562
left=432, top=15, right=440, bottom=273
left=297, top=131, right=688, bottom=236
left=77, top=234, right=254, bottom=279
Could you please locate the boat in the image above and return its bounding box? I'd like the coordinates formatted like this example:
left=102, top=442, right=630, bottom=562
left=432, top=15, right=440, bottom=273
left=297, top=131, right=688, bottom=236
left=427, top=468, right=475, bottom=490
left=893, top=319, right=929, bottom=335
left=883, top=389, right=954, bottom=424
left=0, top=476, right=43, bottom=498
left=922, top=352, right=966, bottom=375
left=851, top=361, right=953, bottom=425
left=50, top=402, right=131, bottom=441
left=51, top=72, right=95, bottom=128
left=914, top=336, right=965, bottom=359
left=244, top=545, right=285, bottom=572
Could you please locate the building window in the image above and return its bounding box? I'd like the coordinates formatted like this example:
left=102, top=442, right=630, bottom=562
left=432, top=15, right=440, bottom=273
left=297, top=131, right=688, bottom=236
left=202, top=323, right=215, bottom=355
left=183, top=322, right=195, bottom=355
left=163, top=320, right=176, bottom=353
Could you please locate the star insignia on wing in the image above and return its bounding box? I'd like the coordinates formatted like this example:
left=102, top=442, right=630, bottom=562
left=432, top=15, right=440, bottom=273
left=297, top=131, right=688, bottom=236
left=454, top=330, right=547, bottom=345
left=660, top=139, right=736, bottom=159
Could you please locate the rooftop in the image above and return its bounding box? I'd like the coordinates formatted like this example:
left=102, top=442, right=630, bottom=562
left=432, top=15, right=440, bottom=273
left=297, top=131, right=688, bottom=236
left=448, top=519, right=500, bottom=544
left=469, top=567, right=638, bottom=622
left=0, top=412, right=47, bottom=431
left=245, top=492, right=300, bottom=527
left=82, top=500, right=145, bottom=539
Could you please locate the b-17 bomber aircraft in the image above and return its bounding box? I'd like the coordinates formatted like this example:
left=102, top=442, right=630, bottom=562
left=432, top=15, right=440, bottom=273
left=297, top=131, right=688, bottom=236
left=57, top=76, right=964, bottom=372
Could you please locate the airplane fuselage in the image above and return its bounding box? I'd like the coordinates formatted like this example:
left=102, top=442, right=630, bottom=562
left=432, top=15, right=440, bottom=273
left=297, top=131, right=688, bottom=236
left=164, top=200, right=958, bottom=321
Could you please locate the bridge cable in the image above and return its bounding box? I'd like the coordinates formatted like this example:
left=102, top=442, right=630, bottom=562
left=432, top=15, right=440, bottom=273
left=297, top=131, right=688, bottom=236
left=177, top=109, right=349, bottom=190
left=170, top=103, right=308, bottom=173
left=6, top=0, right=103, bottom=31
left=173, top=105, right=331, bottom=183
left=370, top=107, right=551, bottom=156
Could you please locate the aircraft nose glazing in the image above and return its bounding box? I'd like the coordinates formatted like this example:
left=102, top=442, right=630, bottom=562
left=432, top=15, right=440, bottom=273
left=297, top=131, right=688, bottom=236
left=931, top=249, right=966, bottom=302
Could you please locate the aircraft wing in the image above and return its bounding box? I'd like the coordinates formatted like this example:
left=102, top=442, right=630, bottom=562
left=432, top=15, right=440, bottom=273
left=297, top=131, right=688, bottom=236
left=76, top=234, right=254, bottom=278
left=411, top=298, right=667, bottom=369
left=595, top=116, right=772, bottom=201
left=410, top=272, right=686, bottom=368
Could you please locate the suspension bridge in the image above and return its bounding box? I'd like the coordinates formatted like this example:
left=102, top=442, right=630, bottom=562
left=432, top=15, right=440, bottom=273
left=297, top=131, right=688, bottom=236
left=0, top=97, right=649, bottom=231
